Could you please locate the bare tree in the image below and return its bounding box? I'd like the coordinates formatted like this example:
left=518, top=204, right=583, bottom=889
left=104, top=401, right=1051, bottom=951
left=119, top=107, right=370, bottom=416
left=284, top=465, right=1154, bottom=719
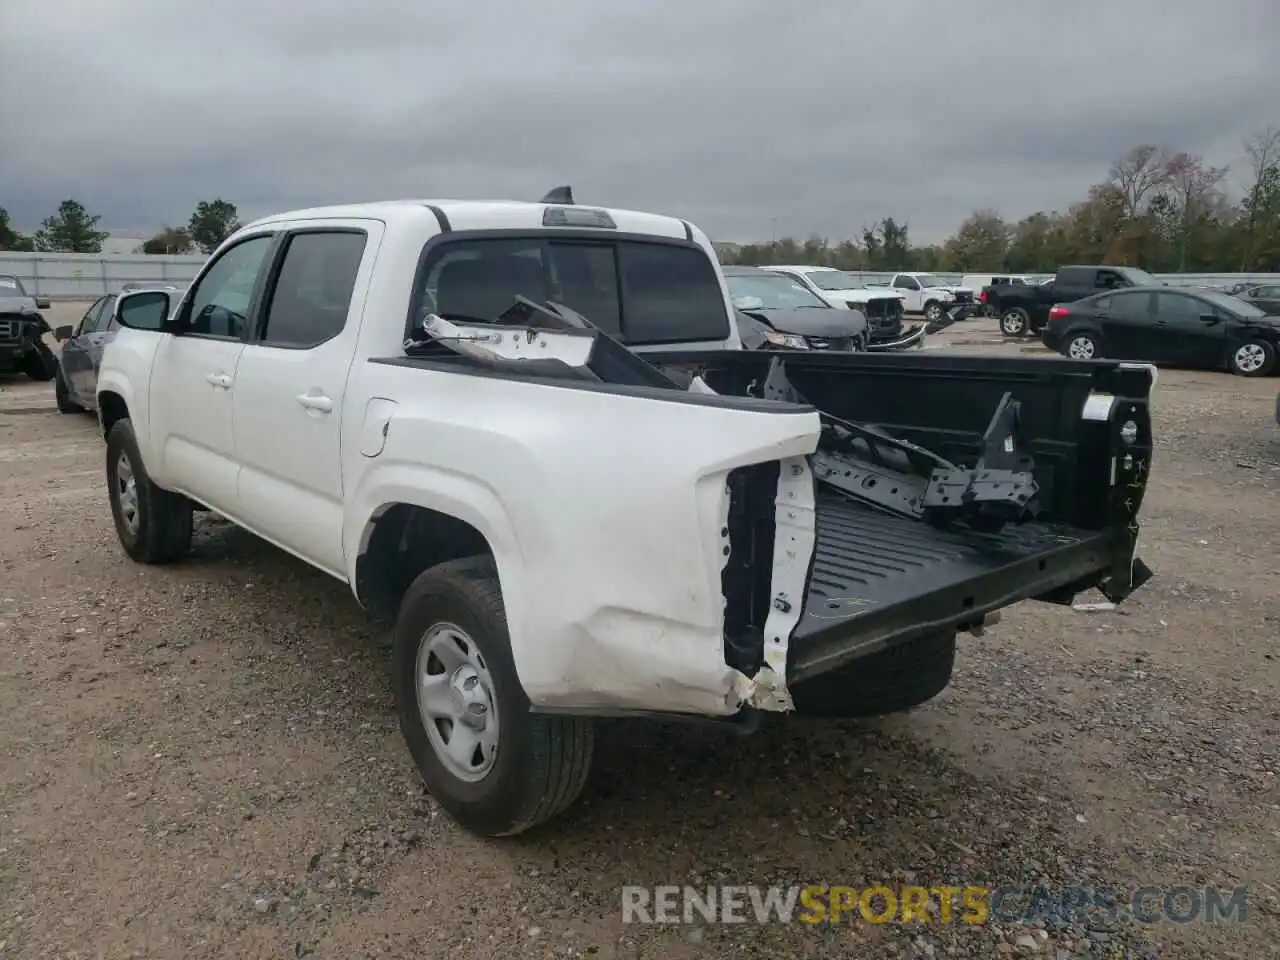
left=1163, top=152, right=1227, bottom=270
left=1108, top=145, right=1172, bottom=219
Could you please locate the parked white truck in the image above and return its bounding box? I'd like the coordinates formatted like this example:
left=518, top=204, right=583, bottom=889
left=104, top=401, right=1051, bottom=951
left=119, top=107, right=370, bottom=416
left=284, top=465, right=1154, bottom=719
left=96, top=194, right=1156, bottom=837
left=884, top=272, right=978, bottom=323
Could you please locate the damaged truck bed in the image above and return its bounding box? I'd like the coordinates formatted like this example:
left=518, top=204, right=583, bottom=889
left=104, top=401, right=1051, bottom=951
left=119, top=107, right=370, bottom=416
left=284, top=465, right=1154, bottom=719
left=403, top=300, right=1154, bottom=713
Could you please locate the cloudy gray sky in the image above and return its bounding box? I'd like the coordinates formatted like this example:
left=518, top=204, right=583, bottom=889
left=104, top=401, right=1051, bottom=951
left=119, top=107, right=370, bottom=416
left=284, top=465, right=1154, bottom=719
left=2, top=0, right=1277, bottom=243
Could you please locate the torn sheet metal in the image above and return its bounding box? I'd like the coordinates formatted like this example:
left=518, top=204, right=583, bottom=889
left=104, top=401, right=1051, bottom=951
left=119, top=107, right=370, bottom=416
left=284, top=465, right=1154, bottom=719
left=417, top=313, right=596, bottom=367
left=751, top=454, right=816, bottom=712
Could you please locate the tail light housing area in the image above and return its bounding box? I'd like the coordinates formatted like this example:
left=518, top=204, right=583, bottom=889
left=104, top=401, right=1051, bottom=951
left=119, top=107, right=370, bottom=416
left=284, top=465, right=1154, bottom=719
left=1048, top=305, right=1070, bottom=325
left=978, top=289, right=989, bottom=303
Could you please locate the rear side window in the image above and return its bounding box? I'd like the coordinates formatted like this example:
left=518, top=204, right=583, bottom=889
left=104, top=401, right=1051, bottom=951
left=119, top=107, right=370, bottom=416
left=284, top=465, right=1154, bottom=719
left=415, top=237, right=729, bottom=345
left=260, top=231, right=367, bottom=347
left=617, top=241, right=727, bottom=343
left=1108, top=291, right=1152, bottom=320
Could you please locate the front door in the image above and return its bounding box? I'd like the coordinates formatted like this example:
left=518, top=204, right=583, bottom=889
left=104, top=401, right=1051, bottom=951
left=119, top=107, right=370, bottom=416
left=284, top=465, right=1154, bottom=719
left=149, top=234, right=276, bottom=512
left=231, top=223, right=377, bottom=576
left=1154, top=291, right=1225, bottom=368
left=891, top=275, right=922, bottom=312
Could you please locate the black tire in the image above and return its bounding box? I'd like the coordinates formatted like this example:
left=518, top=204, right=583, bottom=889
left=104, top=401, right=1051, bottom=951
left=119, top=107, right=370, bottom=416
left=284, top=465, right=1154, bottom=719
left=20, top=342, right=57, bottom=381
left=1226, top=340, right=1275, bottom=377
left=790, top=630, right=957, bottom=719
left=105, top=419, right=193, bottom=564
left=394, top=556, right=594, bottom=837
left=999, top=308, right=1030, bottom=337
left=54, top=367, right=81, bottom=414
left=1063, top=330, right=1101, bottom=361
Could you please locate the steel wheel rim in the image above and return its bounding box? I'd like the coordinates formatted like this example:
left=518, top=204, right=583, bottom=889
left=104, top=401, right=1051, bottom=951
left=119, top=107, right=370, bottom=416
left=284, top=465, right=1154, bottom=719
left=416, top=622, right=499, bottom=782
left=1068, top=336, right=1095, bottom=360
left=1235, top=344, right=1265, bottom=372
left=115, top=453, right=139, bottom=535
left=1003, top=311, right=1025, bottom=334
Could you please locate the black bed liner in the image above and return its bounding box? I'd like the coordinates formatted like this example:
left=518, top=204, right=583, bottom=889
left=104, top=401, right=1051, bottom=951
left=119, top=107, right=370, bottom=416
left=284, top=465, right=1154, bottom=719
left=788, top=493, right=1114, bottom=684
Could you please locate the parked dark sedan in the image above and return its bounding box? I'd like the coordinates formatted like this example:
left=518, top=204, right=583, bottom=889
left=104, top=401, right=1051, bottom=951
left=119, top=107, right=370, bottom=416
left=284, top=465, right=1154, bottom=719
left=1235, top=283, right=1280, bottom=315
left=52, top=286, right=180, bottom=413
left=1041, top=286, right=1280, bottom=377
left=723, top=266, right=870, bottom=351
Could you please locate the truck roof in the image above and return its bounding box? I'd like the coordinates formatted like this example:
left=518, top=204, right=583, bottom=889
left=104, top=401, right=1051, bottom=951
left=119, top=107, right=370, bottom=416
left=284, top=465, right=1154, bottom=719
left=244, top=199, right=693, bottom=241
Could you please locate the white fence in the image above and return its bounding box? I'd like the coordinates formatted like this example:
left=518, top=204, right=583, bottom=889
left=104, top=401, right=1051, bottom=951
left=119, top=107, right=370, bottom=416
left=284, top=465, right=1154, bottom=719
left=2, top=251, right=1278, bottom=299
left=0, top=252, right=206, bottom=298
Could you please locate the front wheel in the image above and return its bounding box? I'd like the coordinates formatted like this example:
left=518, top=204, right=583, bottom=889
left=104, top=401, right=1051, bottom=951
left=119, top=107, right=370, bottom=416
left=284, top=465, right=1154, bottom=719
left=20, top=342, right=57, bottom=381
left=106, top=420, right=193, bottom=563
left=54, top=368, right=82, bottom=414
left=1064, top=331, right=1100, bottom=361
left=394, top=556, right=594, bottom=837
left=1228, top=340, right=1275, bottom=377
left=923, top=301, right=945, bottom=323
left=999, top=308, right=1030, bottom=337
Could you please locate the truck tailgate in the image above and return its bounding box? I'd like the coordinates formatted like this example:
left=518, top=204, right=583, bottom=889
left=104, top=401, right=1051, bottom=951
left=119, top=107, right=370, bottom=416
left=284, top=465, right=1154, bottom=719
left=789, top=493, right=1114, bottom=684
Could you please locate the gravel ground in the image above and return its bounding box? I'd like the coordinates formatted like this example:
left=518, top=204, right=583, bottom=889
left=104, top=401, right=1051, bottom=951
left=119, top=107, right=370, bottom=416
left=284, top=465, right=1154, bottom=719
left=1, top=316, right=1278, bottom=959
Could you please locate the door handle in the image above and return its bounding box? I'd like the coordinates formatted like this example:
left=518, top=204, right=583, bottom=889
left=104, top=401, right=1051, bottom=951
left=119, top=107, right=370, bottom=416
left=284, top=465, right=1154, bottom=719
left=206, top=373, right=233, bottom=389
left=296, top=393, right=333, bottom=413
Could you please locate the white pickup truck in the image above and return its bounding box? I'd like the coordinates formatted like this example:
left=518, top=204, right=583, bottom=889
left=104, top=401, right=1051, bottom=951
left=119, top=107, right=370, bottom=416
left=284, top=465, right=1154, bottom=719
left=884, top=272, right=978, bottom=323
left=96, top=195, right=1156, bottom=837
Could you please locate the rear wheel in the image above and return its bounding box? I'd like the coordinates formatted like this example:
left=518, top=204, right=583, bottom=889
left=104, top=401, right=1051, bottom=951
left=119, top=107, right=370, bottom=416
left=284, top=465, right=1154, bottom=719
left=999, top=308, right=1030, bottom=337
left=394, top=556, right=594, bottom=837
left=106, top=420, right=193, bottom=563
left=1064, top=331, right=1100, bottom=361
left=790, top=630, right=957, bottom=719
left=1227, top=340, right=1275, bottom=377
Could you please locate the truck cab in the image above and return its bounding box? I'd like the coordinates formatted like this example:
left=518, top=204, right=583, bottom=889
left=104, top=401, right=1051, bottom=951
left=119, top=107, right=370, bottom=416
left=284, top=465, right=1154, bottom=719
left=987, top=265, right=1161, bottom=337
left=95, top=195, right=1156, bottom=838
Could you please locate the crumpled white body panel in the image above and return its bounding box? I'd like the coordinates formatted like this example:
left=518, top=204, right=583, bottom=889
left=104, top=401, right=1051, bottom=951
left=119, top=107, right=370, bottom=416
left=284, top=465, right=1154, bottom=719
left=344, top=361, right=821, bottom=717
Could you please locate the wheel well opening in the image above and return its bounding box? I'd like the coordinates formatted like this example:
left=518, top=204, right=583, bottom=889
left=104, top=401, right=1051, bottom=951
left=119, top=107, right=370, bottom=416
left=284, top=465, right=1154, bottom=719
left=99, top=392, right=129, bottom=439
left=355, top=504, right=493, bottom=621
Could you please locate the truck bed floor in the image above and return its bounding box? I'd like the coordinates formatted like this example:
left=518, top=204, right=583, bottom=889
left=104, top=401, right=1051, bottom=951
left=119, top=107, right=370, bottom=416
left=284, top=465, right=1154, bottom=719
left=789, top=494, right=1112, bottom=683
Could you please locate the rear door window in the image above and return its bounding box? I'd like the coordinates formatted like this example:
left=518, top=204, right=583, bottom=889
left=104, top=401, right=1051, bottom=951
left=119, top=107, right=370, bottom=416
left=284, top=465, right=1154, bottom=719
left=259, top=230, right=367, bottom=348
left=1107, top=291, right=1153, bottom=321
left=417, top=237, right=729, bottom=345
left=616, top=241, right=728, bottom=344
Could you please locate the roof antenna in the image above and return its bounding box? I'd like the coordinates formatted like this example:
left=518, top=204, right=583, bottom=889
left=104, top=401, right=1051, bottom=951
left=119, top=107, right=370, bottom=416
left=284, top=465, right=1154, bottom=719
left=541, top=185, right=574, bottom=205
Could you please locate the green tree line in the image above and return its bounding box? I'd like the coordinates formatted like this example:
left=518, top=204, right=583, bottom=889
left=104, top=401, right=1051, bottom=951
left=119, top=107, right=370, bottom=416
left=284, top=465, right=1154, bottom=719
left=724, top=127, right=1280, bottom=274
left=0, top=198, right=242, bottom=255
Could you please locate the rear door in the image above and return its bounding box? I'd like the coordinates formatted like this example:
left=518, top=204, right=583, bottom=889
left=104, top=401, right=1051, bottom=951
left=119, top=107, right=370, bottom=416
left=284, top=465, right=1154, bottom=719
left=1099, top=290, right=1160, bottom=360
left=231, top=222, right=378, bottom=575
left=1155, top=291, right=1225, bottom=367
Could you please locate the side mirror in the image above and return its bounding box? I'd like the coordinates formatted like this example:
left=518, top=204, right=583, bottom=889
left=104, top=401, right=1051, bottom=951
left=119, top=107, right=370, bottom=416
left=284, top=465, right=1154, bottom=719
left=1199, top=313, right=1218, bottom=324
left=53, top=325, right=73, bottom=341
left=116, top=290, right=172, bottom=331
left=36, top=297, right=52, bottom=310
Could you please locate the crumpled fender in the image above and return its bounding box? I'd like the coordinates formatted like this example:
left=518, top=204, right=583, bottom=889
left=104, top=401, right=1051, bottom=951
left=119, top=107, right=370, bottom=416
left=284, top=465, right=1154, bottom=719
left=341, top=364, right=822, bottom=716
